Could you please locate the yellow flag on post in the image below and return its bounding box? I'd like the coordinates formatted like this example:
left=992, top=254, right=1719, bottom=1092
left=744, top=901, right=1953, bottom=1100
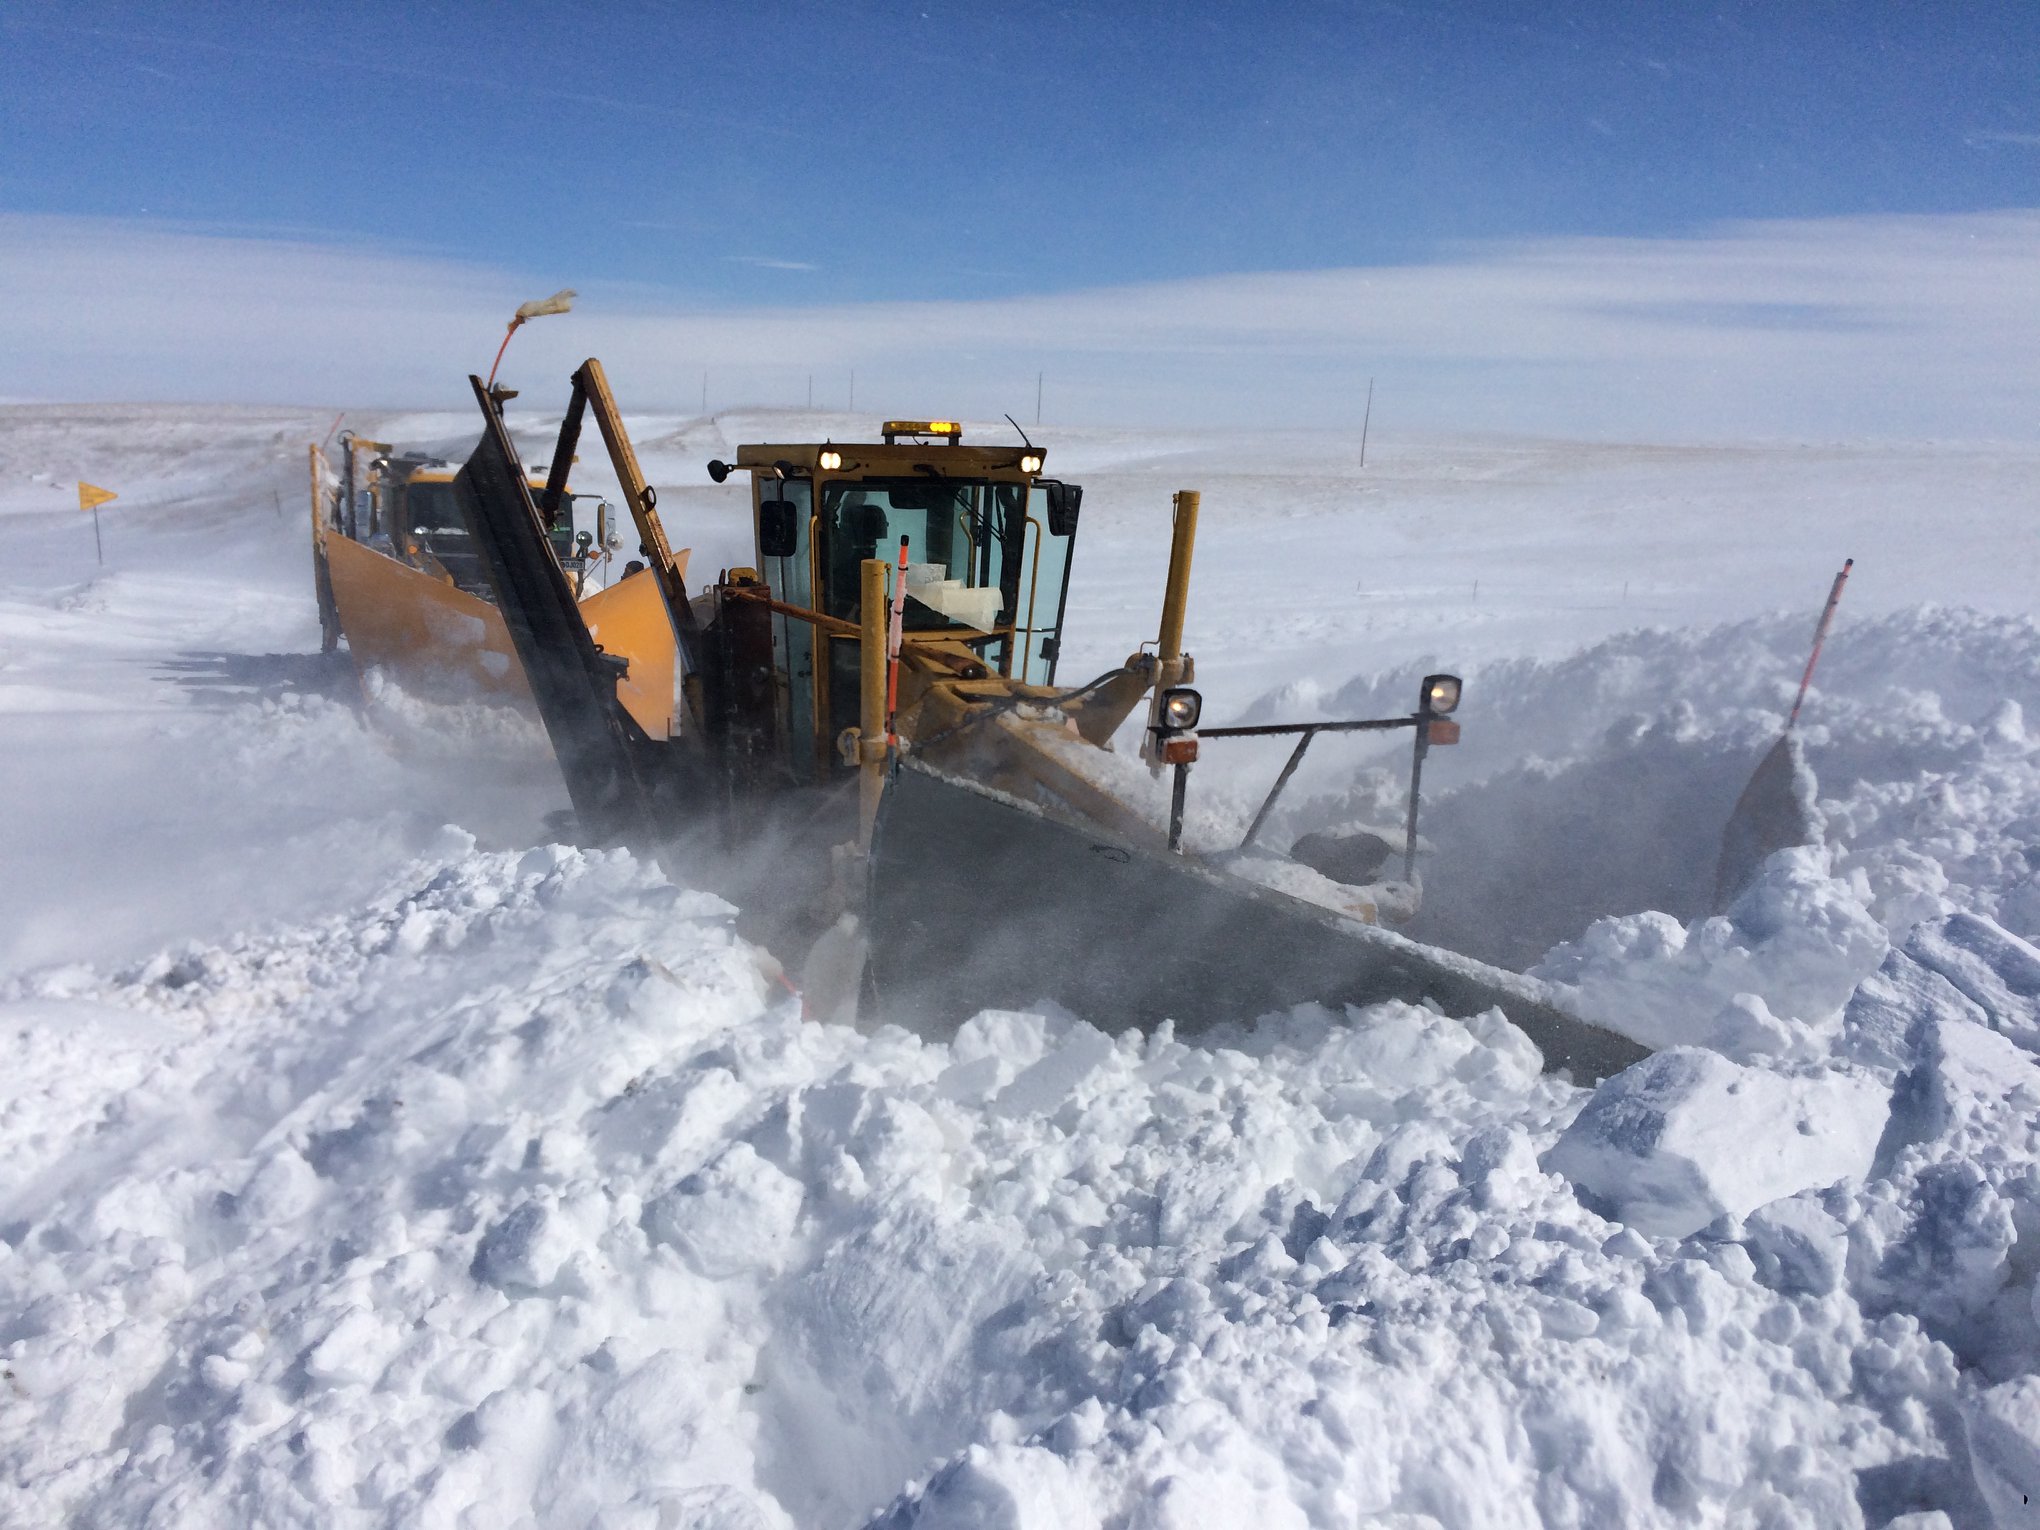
left=79, top=481, right=117, bottom=565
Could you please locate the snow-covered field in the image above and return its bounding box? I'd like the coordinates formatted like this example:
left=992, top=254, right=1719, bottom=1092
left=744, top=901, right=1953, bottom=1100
left=6, top=402, right=2040, bottom=1526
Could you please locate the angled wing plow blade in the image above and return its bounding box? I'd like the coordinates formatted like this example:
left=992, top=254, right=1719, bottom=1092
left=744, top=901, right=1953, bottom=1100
left=866, top=759, right=1648, bottom=1082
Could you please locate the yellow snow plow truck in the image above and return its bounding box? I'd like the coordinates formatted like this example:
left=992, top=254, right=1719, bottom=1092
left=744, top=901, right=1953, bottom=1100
left=308, top=435, right=682, bottom=738
left=428, top=359, right=1646, bottom=1079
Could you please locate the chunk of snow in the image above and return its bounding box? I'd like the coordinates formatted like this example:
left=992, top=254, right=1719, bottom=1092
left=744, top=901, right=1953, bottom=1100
left=1965, top=1375, right=2040, bottom=1529
left=471, top=1198, right=577, bottom=1292
left=642, top=1141, right=805, bottom=1279
left=1895, top=1011, right=2040, bottom=1153
left=1742, top=1196, right=1848, bottom=1296
left=871, top=1444, right=1089, bottom=1530
left=1543, top=1048, right=1889, bottom=1238
left=1904, top=913, right=2040, bottom=1056
left=1841, top=945, right=1989, bottom=1077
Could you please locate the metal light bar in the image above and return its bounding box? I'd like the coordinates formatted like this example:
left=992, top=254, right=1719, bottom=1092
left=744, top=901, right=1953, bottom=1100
left=1202, top=671, right=1462, bottom=861
left=881, top=419, right=963, bottom=444
left=1200, top=716, right=1422, bottom=850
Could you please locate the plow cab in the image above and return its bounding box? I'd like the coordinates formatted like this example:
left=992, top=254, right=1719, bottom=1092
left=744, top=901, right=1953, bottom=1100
left=381, top=463, right=623, bottom=600
left=379, top=462, right=497, bottom=596
left=702, top=420, right=1086, bottom=789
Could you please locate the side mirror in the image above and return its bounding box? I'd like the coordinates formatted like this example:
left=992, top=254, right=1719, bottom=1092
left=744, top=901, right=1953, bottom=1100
left=1044, top=480, right=1082, bottom=537
left=707, top=459, right=732, bottom=483
left=759, top=498, right=799, bottom=559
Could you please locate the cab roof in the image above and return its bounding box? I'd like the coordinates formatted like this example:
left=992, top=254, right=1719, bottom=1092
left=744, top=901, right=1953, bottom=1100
left=397, top=463, right=557, bottom=490
left=733, top=439, right=1044, bottom=478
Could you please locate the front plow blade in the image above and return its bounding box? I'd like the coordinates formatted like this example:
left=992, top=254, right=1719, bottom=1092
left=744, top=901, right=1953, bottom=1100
left=867, top=760, right=1648, bottom=1082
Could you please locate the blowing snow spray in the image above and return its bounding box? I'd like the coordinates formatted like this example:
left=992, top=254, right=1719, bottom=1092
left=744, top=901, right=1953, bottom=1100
left=1713, top=558, right=1853, bottom=911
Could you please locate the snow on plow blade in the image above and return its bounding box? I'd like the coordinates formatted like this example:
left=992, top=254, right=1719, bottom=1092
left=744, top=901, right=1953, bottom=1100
left=867, top=759, right=1650, bottom=1082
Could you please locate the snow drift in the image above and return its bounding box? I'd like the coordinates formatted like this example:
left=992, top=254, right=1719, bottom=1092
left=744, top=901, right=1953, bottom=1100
left=8, top=414, right=2040, bottom=1525
left=8, top=823, right=2039, bottom=1526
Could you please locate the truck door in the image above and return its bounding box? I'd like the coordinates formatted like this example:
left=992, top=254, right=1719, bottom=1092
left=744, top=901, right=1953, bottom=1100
left=757, top=479, right=817, bottom=777
left=1016, top=481, right=1079, bottom=684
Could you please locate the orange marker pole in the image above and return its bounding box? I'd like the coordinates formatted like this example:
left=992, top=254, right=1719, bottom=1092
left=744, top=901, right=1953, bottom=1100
left=1787, top=558, right=1853, bottom=729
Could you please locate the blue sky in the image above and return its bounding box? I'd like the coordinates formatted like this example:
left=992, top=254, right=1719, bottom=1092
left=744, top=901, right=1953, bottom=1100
left=7, top=1, right=2037, bottom=305
left=3, top=3, right=2038, bottom=433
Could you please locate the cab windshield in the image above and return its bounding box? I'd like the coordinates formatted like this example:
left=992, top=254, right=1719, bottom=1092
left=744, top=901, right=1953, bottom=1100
left=819, top=478, right=1024, bottom=629
left=401, top=477, right=563, bottom=596
left=405, top=481, right=465, bottom=535
left=405, top=479, right=563, bottom=538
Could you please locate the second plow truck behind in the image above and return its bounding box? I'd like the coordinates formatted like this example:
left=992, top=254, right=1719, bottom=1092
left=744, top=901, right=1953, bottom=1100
left=450, top=360, right=1647, bottom=1080
left=308, top=432, right=676, bottom=725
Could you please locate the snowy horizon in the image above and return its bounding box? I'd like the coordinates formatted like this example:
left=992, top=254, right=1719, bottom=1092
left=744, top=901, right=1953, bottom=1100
left=8, top=205, right=2040, bottom=443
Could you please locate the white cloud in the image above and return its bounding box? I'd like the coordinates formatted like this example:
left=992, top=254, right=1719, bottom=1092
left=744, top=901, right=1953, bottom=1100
left=5, top=209, right=2038, bottom=440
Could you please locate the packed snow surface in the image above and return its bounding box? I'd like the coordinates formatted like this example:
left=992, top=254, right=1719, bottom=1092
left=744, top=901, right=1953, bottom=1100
left=6, top=404, right=2040, bottom=1526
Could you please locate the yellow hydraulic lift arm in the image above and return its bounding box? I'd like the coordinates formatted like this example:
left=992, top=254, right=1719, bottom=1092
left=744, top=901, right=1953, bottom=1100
left=537, top=357, right=705, bottom=731
left=574, top=358, right=692, bottom=617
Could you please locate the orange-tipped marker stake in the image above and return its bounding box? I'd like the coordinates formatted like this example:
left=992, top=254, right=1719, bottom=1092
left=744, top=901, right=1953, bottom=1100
left=1714, top=556, right=1855, bottom=910
left=1788, top=558, right=1853, bottom=729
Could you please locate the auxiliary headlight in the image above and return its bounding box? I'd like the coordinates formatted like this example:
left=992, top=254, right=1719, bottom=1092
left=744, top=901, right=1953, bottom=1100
left=1421, top=673, right=1462, bottom=715
left=1019, top=453, right=1043, bottom=474
left=1161, top=686, right=1202, bottom=731
left=818, top=449, right=843, bottom=471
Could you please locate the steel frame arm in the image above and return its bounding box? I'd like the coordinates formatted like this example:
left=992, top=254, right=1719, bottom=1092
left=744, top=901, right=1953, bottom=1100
left=1201, top=715, right=1422, bottom=850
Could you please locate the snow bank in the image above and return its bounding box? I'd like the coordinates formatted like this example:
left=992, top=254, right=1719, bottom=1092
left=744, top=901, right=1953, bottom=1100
left=1276, top=608, right=2040, bottom=974
left=3, top=837, right=2034, bottom=1526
